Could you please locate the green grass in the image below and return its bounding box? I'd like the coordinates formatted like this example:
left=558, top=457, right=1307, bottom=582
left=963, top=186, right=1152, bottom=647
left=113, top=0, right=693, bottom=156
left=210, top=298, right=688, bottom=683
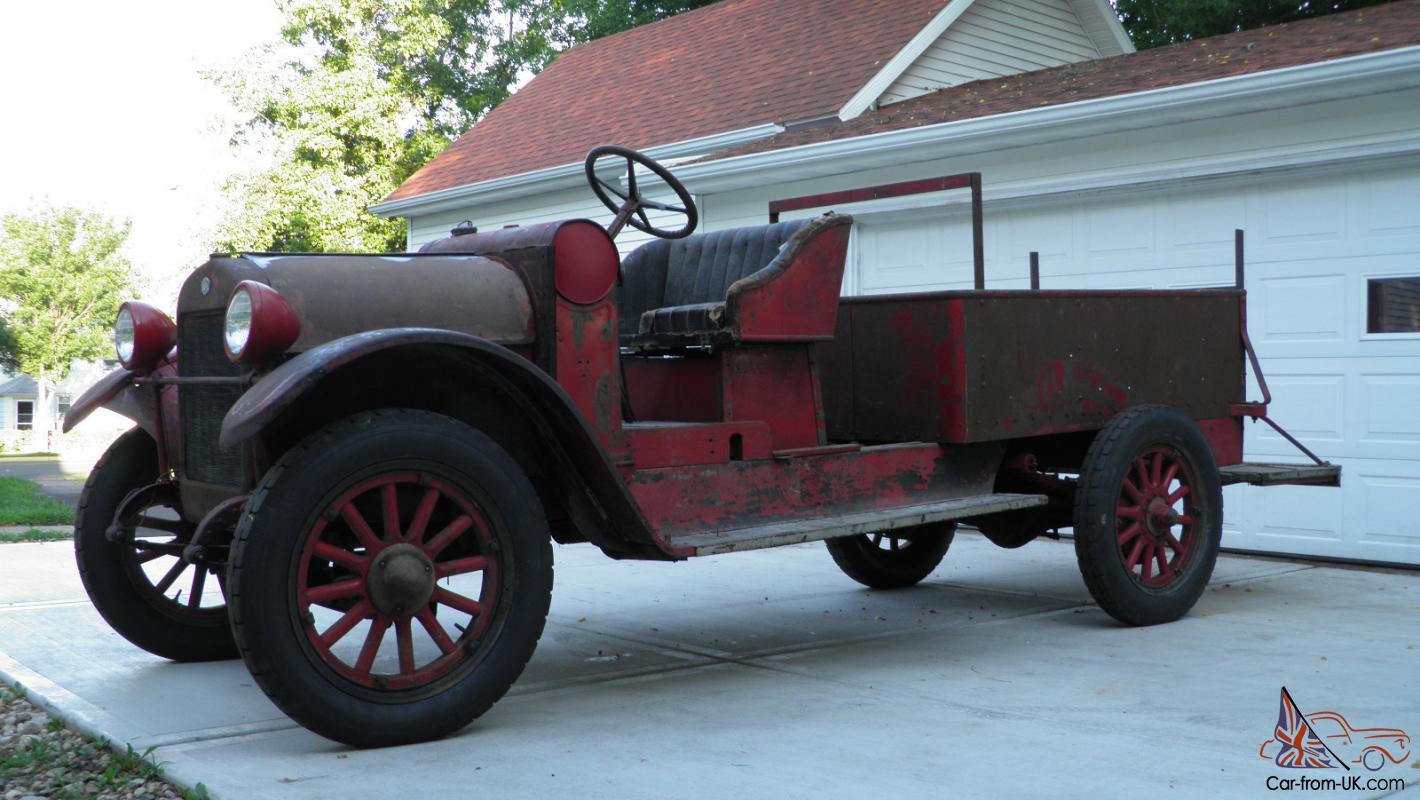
left=0, top=528, right=72, bottom=544
left=0, top=477, right=74, bottom=525
left=0, top=451, right=59, bottom=459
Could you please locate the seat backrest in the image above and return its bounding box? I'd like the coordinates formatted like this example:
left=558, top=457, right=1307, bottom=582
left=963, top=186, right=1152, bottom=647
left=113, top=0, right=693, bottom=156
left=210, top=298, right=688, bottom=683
left=618, top=219, right=811, bottom=336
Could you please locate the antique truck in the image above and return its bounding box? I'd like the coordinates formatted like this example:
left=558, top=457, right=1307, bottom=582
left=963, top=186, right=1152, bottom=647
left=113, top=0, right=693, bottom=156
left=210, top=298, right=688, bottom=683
left=64, top=147, right=1339, bottom=748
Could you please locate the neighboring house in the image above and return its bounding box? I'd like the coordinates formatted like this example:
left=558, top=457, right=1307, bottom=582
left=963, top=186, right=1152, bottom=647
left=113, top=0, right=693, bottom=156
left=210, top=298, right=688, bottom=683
left=373, top=0, right=1420, bottom=566
left=0, top=361, right=125, bottom=450
left=0, top=374, right=42, bottom=448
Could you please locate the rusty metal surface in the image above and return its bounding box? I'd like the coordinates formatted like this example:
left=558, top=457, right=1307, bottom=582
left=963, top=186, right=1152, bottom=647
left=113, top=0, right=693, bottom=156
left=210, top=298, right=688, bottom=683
left=178, top=253, right=535, bottom=352
left=630, top=440, right=1004, bottom=538
left=821, top=289, right=1244, bottom=444
left=419, top=220, right=596, bottom=372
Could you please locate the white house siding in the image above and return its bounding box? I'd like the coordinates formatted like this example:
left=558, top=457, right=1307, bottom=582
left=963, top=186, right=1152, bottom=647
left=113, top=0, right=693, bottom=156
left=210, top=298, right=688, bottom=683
left=879, top=0, right=1104, bottom=106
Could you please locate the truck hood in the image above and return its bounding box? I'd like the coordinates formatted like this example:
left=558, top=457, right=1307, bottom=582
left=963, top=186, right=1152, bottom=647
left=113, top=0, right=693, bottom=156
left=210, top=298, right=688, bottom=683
left=176, top=252, right=535, bottom=352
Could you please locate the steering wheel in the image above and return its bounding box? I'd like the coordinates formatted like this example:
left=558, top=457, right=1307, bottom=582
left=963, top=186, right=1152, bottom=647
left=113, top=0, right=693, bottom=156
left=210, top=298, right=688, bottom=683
left=585, top=145, right=698, bottom=240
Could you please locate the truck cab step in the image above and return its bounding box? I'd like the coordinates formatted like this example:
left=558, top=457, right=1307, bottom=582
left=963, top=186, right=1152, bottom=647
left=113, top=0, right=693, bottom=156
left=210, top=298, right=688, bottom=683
left=667, top=493, right=1048, bottom=556
left=1219, top=462, right=1341, bottom=487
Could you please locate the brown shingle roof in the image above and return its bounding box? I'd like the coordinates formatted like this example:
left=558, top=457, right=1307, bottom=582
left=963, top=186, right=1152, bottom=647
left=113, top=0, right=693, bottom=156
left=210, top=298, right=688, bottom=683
left=386, top=0, right=952, bottom=201
left=704, top=0, right=1420, bottom=162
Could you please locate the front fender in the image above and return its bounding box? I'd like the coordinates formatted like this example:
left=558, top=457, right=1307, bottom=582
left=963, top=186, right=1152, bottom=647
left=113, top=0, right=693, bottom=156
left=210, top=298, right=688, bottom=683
left=221, top=329, right=538, bottom=448
left=61, top=367, right=140, bottom=433
left=219, top=328, right=679, bottom=560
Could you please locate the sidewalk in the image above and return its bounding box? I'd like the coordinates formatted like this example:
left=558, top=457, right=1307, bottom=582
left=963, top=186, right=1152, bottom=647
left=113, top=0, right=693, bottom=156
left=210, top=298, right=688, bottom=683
left=0, top=535, right=1415, bottom=799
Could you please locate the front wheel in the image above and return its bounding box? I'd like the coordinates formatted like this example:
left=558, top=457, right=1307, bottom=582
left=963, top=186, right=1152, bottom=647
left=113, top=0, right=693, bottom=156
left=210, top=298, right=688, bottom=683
left=228, top=410, right=553, bottom=748
left=74, top=428, right=237, bottom=661
left=825, top=523, right=955, bottom=589
left=1073, top=405, right=1222, bottom=626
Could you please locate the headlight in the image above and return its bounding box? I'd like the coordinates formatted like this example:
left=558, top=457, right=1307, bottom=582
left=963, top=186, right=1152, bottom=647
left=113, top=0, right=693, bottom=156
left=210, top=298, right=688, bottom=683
left=113, top=302, right=176, bottom=371
left=224, top=281, right=300, bottom=364
left=224, top=290, right=253, bottom=356
left=114, top=307, right=135, bottom=364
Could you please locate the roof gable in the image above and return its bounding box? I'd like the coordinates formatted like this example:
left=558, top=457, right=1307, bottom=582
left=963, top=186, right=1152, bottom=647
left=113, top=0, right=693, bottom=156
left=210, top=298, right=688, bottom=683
left=840, top=0, right=1131, bottom=118
left=386, top=0, right=952, bottom=202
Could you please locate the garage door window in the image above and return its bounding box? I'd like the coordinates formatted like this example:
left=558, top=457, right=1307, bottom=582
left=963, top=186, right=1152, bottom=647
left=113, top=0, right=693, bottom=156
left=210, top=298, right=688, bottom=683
left=1367, top=277, right=1420, bottom=333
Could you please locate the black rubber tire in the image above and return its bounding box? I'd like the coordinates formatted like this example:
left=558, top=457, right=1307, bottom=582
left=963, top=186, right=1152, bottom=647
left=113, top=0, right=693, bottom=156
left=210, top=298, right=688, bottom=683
left=1073, top=405, right=1223, bottom=627
left=74, top=428, right=238, bottom=661
left=228, top=410, right=553, bottom=748
left=825, top=523, right=955, bottom=589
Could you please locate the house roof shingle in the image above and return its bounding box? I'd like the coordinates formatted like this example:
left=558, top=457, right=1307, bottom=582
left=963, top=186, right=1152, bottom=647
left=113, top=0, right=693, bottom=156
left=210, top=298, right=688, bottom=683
left=0, top=375, right=37, bottom=396
left=703, top=1, right=1420, bottom=162
left=385, top=0, right=953, bottom=201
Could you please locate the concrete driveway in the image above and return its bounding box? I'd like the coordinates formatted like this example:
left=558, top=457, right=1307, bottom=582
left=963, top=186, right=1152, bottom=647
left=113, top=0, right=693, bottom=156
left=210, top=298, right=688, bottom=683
left=0, top=534, right=1415, bottom=799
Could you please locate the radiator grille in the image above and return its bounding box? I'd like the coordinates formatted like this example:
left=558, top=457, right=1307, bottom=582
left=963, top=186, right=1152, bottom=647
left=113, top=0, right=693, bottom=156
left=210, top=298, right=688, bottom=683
left=178, top=311, right=245, bottom=486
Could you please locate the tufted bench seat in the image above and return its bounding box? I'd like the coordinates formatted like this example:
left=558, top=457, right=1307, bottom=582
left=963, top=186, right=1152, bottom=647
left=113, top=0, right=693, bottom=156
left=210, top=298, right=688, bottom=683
left=617, top=214, right=853, bottom=349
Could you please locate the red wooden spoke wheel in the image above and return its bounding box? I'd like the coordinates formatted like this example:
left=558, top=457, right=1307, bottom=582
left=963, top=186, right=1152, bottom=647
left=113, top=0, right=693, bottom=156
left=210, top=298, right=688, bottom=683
left=297, top=473, right=501, bottom=690
left=228, top=410, right=552, bottom=748
left=1113, top=447, right=1198, bottom=589
left=1073, top=405, right=1222, bottom=627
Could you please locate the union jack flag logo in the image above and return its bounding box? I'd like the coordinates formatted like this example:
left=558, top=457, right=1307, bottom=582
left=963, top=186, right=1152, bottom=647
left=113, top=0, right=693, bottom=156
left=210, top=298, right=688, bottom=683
left=1272, top=687, right=1344, bottom=770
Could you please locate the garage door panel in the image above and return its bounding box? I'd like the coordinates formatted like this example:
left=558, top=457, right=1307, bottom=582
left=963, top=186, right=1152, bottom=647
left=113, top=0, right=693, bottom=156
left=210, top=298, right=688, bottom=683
left=1360, top=374, right=1420, bottom=445
left=1006, top=206, right=1072, bottom=264
left=1251, top=374, right=1347, bottom=445
left=1167, top=190, right=1247, bottom=253
left=1252, top=483, right=1345, bottom=542
left=1257, top=274, right=1348, bottom=342
left=1356, top=472, right=1420, bottom=550
left=1084, top=201, right=1155, bottom=256
left=1361, top=171, right=1420, bottom=238
left=1260, top=181, right=1347, bottom=244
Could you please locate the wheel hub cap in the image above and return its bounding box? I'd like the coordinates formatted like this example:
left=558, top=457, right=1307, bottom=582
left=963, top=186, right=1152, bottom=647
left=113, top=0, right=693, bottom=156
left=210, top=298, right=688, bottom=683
left=366, top=543, right=435, bottom=616
left=1145, top=499, right=1178, bottom=537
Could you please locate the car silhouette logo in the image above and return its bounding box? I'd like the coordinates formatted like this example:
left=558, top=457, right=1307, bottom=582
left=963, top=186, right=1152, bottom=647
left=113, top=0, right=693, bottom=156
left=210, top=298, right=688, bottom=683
left=1259, top=687, right=1411, bottom=771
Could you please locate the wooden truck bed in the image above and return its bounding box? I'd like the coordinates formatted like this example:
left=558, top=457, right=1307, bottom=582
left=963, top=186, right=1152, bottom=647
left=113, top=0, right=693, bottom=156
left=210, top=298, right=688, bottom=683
left=818, top=289, right=1245, bottom=445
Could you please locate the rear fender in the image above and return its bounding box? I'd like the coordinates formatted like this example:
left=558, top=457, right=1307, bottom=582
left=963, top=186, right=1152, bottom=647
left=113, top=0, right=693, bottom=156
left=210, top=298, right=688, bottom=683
left=220, top=328, right=678, bottom=560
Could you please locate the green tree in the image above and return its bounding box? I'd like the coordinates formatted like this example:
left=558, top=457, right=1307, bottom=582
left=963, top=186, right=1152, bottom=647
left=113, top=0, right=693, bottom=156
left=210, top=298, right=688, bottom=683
left=211, top=0, right=715, bottom=254
left=519, top=1, right=719, bottom=55
left=1117, top=0, right=1395, bottom=49
left=0, top=207, right=134, bottom=442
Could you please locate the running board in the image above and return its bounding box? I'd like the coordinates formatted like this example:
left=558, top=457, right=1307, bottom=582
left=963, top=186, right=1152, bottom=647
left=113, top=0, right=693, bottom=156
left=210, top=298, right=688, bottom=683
left=1219, top=462, right=1341, bottom=487
left=668, top=493, right=1048, bottom=556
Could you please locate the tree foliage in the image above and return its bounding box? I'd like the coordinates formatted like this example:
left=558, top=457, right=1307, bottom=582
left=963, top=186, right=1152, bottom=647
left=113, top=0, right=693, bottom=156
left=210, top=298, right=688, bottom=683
left=211, top=0, right=715, bottom=255
left=0, top=207, right=134, bottom=434
left=1117, top=0, right=1395, bottom=49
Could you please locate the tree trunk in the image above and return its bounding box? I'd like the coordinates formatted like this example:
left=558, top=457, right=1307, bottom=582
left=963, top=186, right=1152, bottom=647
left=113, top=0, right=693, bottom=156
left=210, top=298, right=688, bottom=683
left=32, top=371, right=53, bottom=451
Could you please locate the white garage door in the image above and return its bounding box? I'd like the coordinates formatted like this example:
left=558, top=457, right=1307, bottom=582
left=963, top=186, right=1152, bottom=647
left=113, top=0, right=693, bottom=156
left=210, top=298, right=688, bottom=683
left=850, top=163, right=1420, bottom=566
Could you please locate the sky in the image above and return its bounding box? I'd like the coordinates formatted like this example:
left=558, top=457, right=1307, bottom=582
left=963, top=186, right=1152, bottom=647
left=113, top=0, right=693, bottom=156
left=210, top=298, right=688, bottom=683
left=0, top=0, right=285, bottom=303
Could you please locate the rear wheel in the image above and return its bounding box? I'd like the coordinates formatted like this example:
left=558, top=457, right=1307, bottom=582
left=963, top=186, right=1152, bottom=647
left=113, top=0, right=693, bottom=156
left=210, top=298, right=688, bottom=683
left=1073, top=405, right=1222, bottom=626
left=825, top=523, right=955, bottom=589
left=228, top=410, right=552, bottom=748
left=74, top=428, right=236, bottom=661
